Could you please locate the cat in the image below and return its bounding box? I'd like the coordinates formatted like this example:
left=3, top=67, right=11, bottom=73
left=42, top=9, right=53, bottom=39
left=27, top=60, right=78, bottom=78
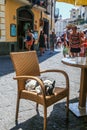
left=25, top=79, right=55, bottom=95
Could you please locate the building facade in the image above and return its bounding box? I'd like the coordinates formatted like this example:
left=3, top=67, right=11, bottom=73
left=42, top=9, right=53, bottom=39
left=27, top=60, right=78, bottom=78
left=55, top=6, right=87, bottom=37
left=0, top=0, right=55, bottom=55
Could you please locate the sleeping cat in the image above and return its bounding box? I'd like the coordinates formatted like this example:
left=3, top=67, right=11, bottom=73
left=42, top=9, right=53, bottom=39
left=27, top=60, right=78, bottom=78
left=25, top=79, right=55, bottom=95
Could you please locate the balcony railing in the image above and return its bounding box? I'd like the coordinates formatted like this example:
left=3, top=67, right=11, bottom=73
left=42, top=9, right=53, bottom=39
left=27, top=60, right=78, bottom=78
left=68, top=18, right=87, bottom=26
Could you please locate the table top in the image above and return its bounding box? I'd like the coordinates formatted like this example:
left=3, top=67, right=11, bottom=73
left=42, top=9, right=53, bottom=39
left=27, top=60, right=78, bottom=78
left=62, top=57, right=87, bottom=69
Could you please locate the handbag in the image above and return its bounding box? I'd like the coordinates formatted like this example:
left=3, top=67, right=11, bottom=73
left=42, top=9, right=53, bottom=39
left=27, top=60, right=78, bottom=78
left=63, top=46, right=68, bottom=55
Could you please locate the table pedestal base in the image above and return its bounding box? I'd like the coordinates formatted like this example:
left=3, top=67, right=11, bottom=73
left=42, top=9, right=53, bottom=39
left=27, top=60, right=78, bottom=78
left=69, top=102, right=87, bottom=117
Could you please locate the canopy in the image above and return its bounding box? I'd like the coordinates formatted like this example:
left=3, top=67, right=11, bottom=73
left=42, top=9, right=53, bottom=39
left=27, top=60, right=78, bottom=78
left=56, top=0, right=87, bottom=6
left=57, top=0, right=75, bottom=5
left=76, top=0, right=87, bottom=5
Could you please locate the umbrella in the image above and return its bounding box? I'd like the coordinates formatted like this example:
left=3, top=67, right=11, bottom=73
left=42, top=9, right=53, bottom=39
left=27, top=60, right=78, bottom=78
left=57, top=0, right=75, bottom=5
left=56, top=0, right=87, bottom=6
left=76, top=0, right=87, bottom=6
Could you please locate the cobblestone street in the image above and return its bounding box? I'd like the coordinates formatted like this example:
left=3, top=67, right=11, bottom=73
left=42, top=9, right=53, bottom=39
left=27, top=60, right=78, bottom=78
left=0, top=49, right=87, bottom=130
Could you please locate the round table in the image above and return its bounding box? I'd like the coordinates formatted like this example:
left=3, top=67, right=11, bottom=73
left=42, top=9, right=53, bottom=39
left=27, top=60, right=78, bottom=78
left=62, top=57, right=87, bottom=117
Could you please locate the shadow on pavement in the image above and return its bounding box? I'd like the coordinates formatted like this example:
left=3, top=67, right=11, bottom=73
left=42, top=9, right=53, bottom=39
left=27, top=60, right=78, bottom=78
left=38, top=50, right=60, bottom=63
left=10, top=98, right=87, bottom=130
left=0, top=50, right=61, bottom=77
left=0, top=55, right=14, bottom=76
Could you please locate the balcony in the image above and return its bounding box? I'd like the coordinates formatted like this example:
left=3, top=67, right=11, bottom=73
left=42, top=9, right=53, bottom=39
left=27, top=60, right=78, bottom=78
left=27, top=0, right=47, bottom=10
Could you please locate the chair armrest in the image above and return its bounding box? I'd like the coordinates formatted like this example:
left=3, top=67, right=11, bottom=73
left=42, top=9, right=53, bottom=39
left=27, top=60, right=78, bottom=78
left=13, top=75, right=46, bottom=97
left=40, top=69, right=69, bottom=89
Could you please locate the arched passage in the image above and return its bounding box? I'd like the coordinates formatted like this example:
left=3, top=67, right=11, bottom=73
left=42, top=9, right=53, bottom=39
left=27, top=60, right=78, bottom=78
left=17, top=6, right=34, bottom=50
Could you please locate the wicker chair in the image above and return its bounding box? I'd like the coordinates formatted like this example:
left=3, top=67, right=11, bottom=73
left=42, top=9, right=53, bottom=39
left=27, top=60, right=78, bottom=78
left=10, top=51, right=69, bottom=130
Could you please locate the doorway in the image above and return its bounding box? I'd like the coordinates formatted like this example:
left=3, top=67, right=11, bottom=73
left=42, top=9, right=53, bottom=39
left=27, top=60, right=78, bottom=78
left=43, top=18, right=49, bottom=49
left=17, top=6, right=34, bottom=50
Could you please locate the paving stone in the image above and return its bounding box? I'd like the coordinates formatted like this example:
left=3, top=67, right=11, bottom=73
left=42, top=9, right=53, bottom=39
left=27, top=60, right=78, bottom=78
left=0, top=50, right=87, bottom=130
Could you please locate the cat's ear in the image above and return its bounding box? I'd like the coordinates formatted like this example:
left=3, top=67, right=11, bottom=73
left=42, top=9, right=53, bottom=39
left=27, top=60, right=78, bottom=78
left=52, top=80, right=55, bottom=87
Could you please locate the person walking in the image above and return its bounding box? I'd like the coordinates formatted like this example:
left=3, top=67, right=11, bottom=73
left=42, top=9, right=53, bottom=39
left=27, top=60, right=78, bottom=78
left=38, top=30, right=45, bottom=56
left=80, top=31, right=85, bottom=57
left=63, top=35, right=69, bottom=57
left=69, top=25, right=81, bottom=57
left=31, top=30, right=35, bottom=50
left=63, top=26, right=72, bottom=57
left=25, top=29, right=33, bottom=51
left=50, top=31, right=56, bottom=53
left=44, top=34, right=48, bottom=50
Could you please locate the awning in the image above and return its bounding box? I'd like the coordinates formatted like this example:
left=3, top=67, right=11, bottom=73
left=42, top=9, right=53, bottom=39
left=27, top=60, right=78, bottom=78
left=56, top=0, right=87, bottom=6
left=33, top=5, right=46, bottom=11
left=76, top=0, right=87, bottom=6
left=57, top=0, right=75, bottom=5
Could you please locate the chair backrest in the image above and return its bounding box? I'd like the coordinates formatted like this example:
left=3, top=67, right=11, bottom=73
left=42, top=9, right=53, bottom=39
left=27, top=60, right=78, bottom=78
left=10, top=51, right=40, bottom=76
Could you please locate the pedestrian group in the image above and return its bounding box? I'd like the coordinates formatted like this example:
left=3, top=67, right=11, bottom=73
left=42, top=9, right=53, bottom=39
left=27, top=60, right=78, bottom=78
left=24, top=25, right=87, bottom=58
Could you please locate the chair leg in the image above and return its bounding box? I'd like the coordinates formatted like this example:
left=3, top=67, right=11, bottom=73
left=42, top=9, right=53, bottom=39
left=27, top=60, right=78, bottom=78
left=36, top=103, right=38, bottom=111
left=43, top=107, right=47, bottom=130
left=15, top=97, right=20, bottom=123
left=66, top=95, right=69, bottom=118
